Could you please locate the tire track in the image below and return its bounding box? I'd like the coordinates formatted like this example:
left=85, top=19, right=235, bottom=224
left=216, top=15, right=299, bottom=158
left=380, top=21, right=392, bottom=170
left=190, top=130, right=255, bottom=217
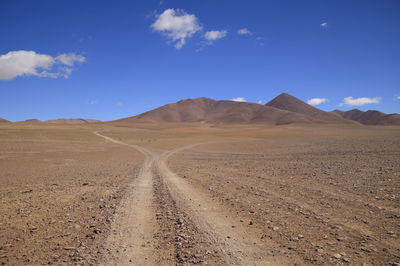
left=94, top=132, right=301, bottom=265
left=94, top=132, right=163, bottom=265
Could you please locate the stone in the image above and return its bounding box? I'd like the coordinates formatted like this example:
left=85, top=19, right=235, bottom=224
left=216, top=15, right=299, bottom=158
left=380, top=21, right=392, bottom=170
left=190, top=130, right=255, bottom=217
left=333, top=254, right=341, bottom=259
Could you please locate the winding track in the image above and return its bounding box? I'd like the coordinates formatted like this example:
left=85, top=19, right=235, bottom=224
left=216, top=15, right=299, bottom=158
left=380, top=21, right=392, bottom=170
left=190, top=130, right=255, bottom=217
left=94, top=131, right=298, bottom=265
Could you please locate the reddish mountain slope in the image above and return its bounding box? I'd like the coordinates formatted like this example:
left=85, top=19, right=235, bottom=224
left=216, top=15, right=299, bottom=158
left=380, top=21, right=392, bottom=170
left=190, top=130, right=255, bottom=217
left=265, top=93, right=353, bottom=123
left=333, top=109, right=400, bottom=125
left=120, top=97, right=315, bottom=125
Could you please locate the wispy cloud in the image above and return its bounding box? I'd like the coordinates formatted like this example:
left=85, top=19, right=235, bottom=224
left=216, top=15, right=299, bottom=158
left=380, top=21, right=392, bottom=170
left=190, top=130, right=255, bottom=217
left=256, top=36, right=264, bottom=46
left=321, top=22, right=328, bottom=27
left=231, top=97, right=246, bottom=102
left=257, top=100, right=263, bottom=104
left=339, top=96, right=381, bottom=106
left=56, top=53, right=85, bottom=66
left=307, top=98, right=328, bottom=106
left=237, top=28, right=252, bottom=35
left=204, top=30, right=227, bottom=43
left=151, top=8, right=202, bottom=49
left=116, top=102, right=123, bottom=107
left=0, top=50, right=85, bottom=80
left=397, top=96, right=400, bottom=100
left=89, top=100, right=98, bottom=105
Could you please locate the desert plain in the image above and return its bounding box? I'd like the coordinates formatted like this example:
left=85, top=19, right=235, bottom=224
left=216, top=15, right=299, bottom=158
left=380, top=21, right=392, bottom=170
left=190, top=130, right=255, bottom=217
left=0, top=120, right=399, bottom=265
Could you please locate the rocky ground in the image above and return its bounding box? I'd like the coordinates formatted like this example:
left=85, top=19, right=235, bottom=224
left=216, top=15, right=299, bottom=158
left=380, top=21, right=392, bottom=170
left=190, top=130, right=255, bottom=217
left=169, top=135, right=400, bottom=265
left=1, top=123, right=399, bottom=265
left=0, top=125, right=142, bottom=264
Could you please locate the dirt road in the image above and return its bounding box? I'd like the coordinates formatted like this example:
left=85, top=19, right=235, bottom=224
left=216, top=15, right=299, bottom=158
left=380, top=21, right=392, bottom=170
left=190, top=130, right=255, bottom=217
left=94, top=131, right=299, bottom=265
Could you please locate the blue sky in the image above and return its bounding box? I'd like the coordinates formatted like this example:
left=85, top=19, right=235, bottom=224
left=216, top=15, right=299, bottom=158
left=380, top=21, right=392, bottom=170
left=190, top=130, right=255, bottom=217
left=0, top=0, right=399, bottom=121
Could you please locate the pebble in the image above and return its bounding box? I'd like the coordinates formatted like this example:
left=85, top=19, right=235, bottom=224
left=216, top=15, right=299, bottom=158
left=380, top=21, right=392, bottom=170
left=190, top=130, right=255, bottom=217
left=360, top=247, right=371, bottom=253
left=336, top=236, right=346, bottom=241
left=333, top=253, right=341, bottom=259
left=272, top=227, right=279, bottom=231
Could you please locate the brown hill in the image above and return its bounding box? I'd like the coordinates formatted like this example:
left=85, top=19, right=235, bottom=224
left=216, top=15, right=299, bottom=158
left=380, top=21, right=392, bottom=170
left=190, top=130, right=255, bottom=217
left=119, top=97, right=319, bottom=125
left=25, top=119, right=42, bottom=123
left=45, top=118, right=101, bottom=124
left=332, top=109, right=400, bottom=125
left=265, top=93, right=353, bottom=123
left=0, top=118, right=11, bottom=123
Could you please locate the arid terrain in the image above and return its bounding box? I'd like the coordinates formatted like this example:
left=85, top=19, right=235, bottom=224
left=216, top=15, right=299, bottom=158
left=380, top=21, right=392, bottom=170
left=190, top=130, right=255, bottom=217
left=0, top=121, right=399, bottom=265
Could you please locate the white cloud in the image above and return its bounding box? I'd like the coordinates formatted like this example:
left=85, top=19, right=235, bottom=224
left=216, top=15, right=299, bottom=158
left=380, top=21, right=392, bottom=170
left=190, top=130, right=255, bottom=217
left=321, top=22, right=328, bottom=27
left=151, top=8, right=202, bottom=49
left=56, top=53, right=85, bottom=66
left=0, top=50, right=85, bottom=80
left=231, top=97, right=246, bottom=102
left=204, top=30, right=227, bottom=42
left=397, top=96, right=400, bottom=100
left=90, top=100, right=98, bottom=105
left=257, top=100, right=263, bottom=104
left=238, top=28, right=252, bottom=35
left=307, top=98, right=328, bottom=106
left=339, top=96, right=381, bottom=106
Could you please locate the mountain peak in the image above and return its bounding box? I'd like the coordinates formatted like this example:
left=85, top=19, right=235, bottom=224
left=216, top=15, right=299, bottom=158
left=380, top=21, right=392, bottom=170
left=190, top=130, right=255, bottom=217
left=266, top=93, right=351, bottom=122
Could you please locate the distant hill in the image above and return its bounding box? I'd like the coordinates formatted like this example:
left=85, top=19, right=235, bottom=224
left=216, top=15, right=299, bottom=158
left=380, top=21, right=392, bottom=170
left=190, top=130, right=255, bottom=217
left=0, top=118, right=11, bottom=123
left=120, top=97, right=322, bottom=125
left=45, top=118, right=101, bottom=124
left=265, top=93, right=354, bottom=123
left=25, top=119, right=42, bottom=123
left=332, top=109, right=400, bottom=125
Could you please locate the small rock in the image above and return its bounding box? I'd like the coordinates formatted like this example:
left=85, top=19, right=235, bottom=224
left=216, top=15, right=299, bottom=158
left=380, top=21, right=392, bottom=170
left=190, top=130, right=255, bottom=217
left=272, top=227, right=279, bottom=231
left=49, top=219, right=56, bottom=224
left=21, top=189, right=32, bottom=194
left=249, top=221, right=253, bottom=225
left=333, top=254, right=341, bottom=259
left=360, top=247, right=371, bottom=253
left=342, top=257, right=350, bottom=263
left=387, top=231, right=395, bottom=235
left=297, top=234, right=304, bottom=239
left=336, top=236, right=346, bottom=241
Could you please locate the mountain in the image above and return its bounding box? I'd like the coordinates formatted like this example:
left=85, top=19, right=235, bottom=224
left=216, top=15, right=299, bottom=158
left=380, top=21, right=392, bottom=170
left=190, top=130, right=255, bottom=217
left=120, top=97, right=322, bottom=125
left=45, top=118, right=101, bottom=124
left=265, top=93, right=353, bottom=123
left=0, top=118, right=11, bottom=123
left=332, top=109, right=400, bottom=125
